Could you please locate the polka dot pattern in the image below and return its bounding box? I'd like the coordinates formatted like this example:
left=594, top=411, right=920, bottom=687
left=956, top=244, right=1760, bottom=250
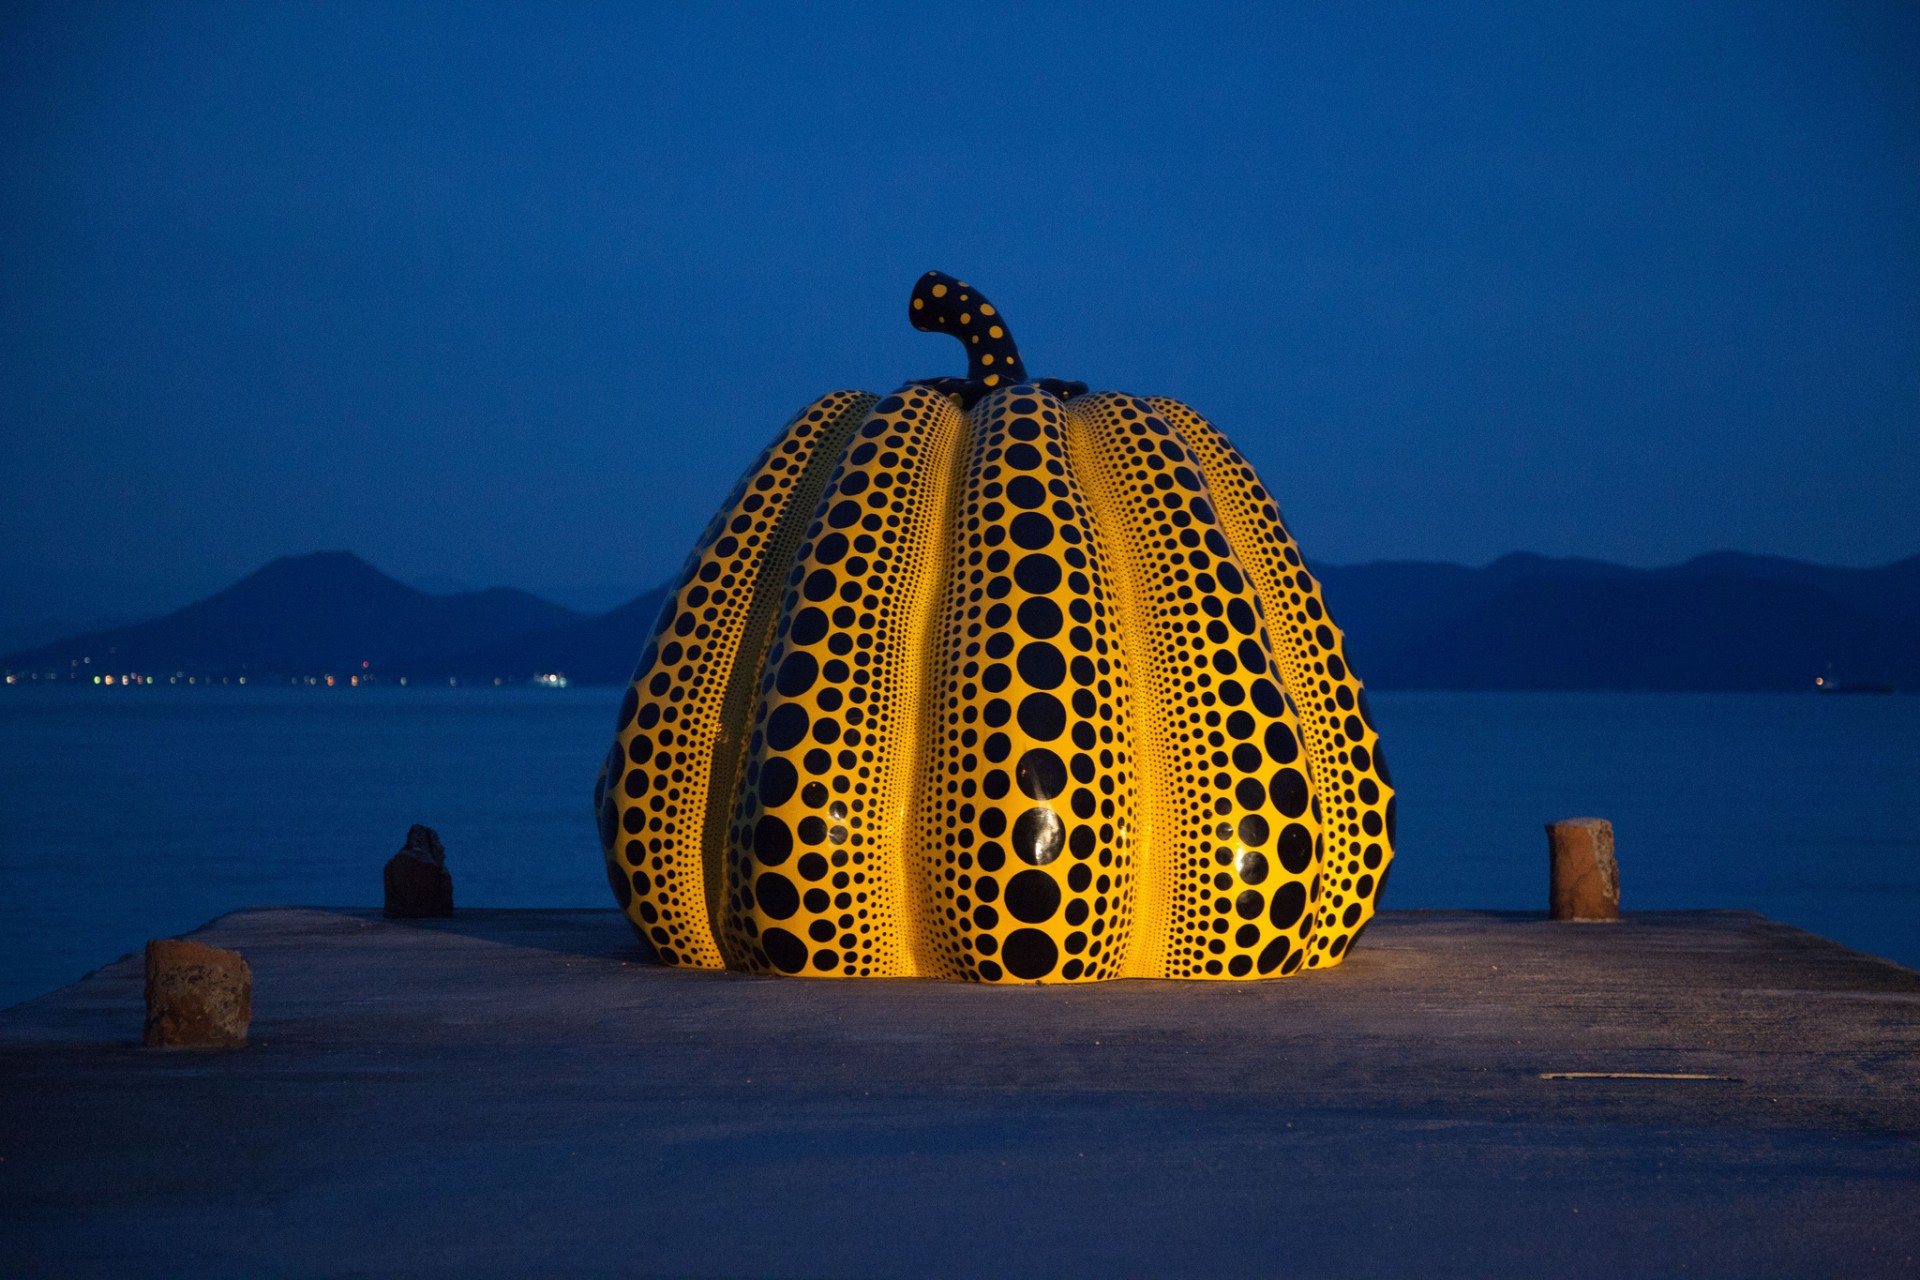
left=1152, top=398, right=1398, bottom=965
left=915, top=385, right=1139, bottom=982
left=1064, top=393, right=1322, bottom=979
left=594, top=390, right=878, bottom=967
left=722, top=387, right=967, bottom=976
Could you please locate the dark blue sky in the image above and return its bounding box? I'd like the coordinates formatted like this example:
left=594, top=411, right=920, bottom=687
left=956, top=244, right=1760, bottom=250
left=3, top=1, right=1916, bottom=621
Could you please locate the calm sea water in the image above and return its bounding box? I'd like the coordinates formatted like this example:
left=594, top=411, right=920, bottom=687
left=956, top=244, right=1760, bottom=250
left=1, top=686, right=1915, bottom=1007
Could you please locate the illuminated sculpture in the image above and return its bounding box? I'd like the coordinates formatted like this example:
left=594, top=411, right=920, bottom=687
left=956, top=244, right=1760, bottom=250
left=596, top=273, right=1395, bottom=981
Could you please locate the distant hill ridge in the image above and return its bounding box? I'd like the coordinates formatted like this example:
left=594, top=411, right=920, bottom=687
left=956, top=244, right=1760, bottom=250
left=4, top=549, right=1913, bottom=691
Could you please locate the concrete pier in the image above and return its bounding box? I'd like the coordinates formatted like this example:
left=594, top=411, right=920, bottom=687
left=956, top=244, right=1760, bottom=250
left=3, top=908, right=1917, bottom=1278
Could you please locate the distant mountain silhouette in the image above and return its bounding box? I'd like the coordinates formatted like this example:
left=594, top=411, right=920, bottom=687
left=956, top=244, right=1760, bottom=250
left=5, top=549, right=1913, bottom=691
left=1, top=552, right=584, bottom=681
left=1315, top=552, right=1919, bottom=691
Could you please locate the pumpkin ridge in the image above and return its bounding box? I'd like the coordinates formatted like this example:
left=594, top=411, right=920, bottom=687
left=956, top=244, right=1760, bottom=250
left=698, top=395, right=879, bottom=962
left=1061, top=398, right=1166, bottom=976
left=901, top=386, right=981, bottom=976
left=1064, top=392, right=1324, bottom=978
left=1152, top=397, right=1397, bottom=966
left=603, top=389, right=876, bottom=967
left=724, top=386, right=966, bottom=976
left=915, top=385, right=1140, bottom=981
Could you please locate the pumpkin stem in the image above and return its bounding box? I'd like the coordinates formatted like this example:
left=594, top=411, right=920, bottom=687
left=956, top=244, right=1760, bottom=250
left=910, top=272, right=1028, bottom=390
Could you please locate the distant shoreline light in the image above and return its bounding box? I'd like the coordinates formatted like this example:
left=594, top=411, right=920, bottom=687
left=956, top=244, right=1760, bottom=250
left=1, top=669, right=577, bottom=688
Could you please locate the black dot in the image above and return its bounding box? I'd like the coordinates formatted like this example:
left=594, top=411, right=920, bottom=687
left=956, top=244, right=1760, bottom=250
left=1239, top=639, right=1267, bottom=674
left=1236, top=889, right=1263, bottom=919
left=1250, top=680, right=1285, bottom=716
left=762, top=927, right=807, bottom=973
left=766, top=703, right=810, bottom=751
left=1265, top=722, right=1299, bottom=765
left=814, top=532, right=848, bottom=565
left=753, top=815, right=793, bottom=866
left=797, top=815, right=827, bottom=844
left=790, top=607, right=829, bottom=646
left=1227, top=598, right=1256, bottom=635
left=1017, top=692, right=1066, bottom=740
left=1234, top=777, right=1265, bottom=811
left=1257, top=934, right=1291, bottom=974
left=1232, top=743, right=1263, bottom=773
left=1005, top=474, right=1047, bottom=509
left=1004, top=870, right=1061, bottom=923
left=1277, top=822, right=1313, bottom=874
left=1226, top=710, right=1255, bottom=740
left=759, top=757, right=798, bottom=808
left=1015, top=747, right=1067, bottom=801
left=1005, top=446, right=1044, bottom=476
left=1014, top=554, right=1061, bottom=594
left=1001, top=929, right=1059, bottom=979
left=1017, top=597, right=1063, bottom=639
left=1009, top=513, right=1053, bottom=549
left=1012, top=807, right=1066, bottom=865
left=776, top=651, right=819, bottom=697
left=798, top=852, right=828, bottom=881
left=803, top=569, right=836, bottom=601
left=1269, top=767, right=1309, bottom=817
left=1238, top=851, right=1269, bottom=884
left=1238, top=814, right=1269, bottom=847
left=1350, top=744, right=1372, bottom=773
left=978, top=960, right=1003, bottom=981
left=1267, top=881, right=1306, bottom=930
left=1017, top=642, right=1066, bottom=690
left=755, top=872, right=799, bottom=919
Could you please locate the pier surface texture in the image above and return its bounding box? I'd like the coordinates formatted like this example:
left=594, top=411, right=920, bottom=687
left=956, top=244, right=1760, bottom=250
left=3, top=908, right=1917, bottom=1278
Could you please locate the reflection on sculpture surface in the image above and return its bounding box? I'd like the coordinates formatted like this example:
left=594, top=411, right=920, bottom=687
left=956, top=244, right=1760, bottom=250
left=595, top=273, right=1396, bottom=981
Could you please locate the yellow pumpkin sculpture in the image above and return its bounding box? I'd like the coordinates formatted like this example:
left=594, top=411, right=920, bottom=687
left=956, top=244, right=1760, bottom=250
left=595, top=273, right=1395, bottom=981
